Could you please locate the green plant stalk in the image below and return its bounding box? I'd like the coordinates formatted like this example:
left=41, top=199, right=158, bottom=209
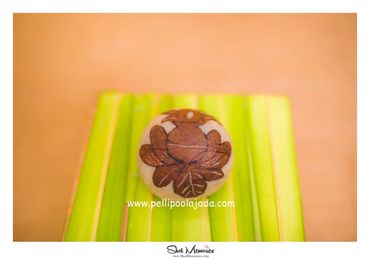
left=170, top=95, right=211, bottom=242
left=151, top=95, right=173, bottom=241
left=265, top=97, right=305, bottom=241
left=127, top=179, right=153, bottom=241
left=125, top=94, right=159, bottom=241
left=223, top=95, right=256, bottom=241
left=63, top=92, right=122, bottom=241
left=198, top=95, right=238, bottom=241
left=245, top=96, right=280, bottom=241
left=95, top=94, right=133, bottom=241
left=63, top=92, right=304, bottom=242
left=243, top=99, right=262, bottom=241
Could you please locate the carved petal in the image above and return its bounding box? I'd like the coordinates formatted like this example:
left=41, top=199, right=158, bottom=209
left=173, top=165, right=207, bottom=198
left=197, top=141, right=231, bottom=170
left=139, top=144, right=162, bottom=166
left=162, top=109, right=176, bottom=115
left=161, top=110, right=179, bottom=124
left=149, top=125, right=176, bottom=165
left=162, top=109, right=216, bottom=126
left=201, top=168, right=224, bottom=181
left=219, top=141, right=231, bottom=154
left=152, top=164, right=181, bottom=187
left=207, top=130, right=222, bottom=146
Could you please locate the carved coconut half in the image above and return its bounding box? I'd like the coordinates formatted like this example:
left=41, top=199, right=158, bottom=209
left=138, top=109, right=234, bottom=200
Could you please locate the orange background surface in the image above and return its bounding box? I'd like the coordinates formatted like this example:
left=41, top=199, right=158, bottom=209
left=13, top=14, right=356, bottom=241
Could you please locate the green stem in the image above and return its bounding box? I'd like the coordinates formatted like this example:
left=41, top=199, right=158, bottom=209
left=64, top=92, right=305, bottom=242
left=95, top=94, right=133, bottom=241
left=63, top=92, right=122, bottom=241
left=125, top=94, right=159, bottom=241
left=244, top=96, right=280, bottom=241
left=265, top=96, right=305, bottom=241
left=224, top=95, right=256, bottom=241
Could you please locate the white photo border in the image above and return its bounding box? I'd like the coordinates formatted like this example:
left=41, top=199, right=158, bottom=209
left=1, top=1, right=367, bottom=259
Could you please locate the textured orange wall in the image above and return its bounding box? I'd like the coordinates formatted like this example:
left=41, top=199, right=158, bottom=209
left=13, top=13, right=356, bottom=241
